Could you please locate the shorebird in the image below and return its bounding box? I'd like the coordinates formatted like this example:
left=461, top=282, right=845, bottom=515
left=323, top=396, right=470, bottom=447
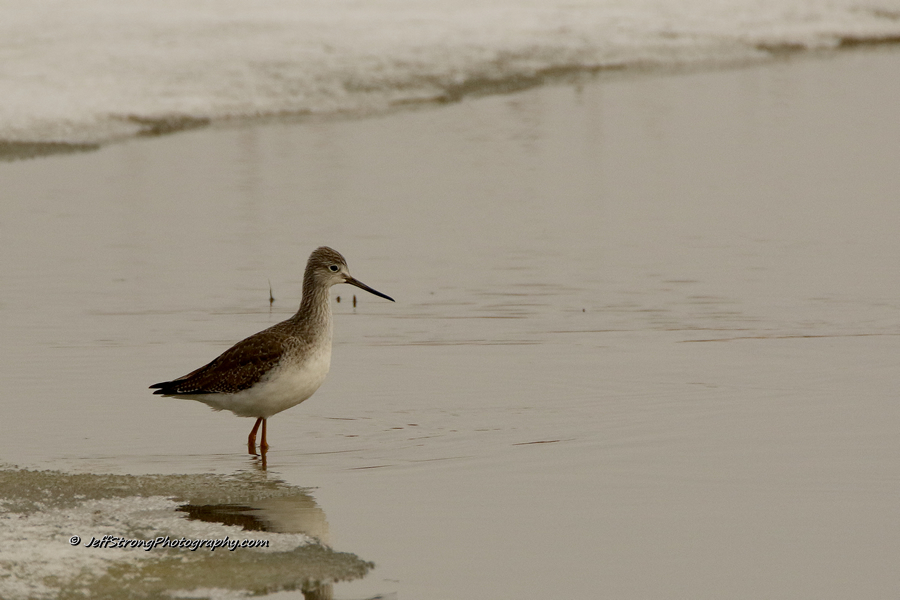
left=150, top=246, right=394, bottom=452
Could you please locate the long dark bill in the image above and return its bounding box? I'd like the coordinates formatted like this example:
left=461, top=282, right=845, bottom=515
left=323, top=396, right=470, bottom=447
left=345, top=276, right=395, bottom=302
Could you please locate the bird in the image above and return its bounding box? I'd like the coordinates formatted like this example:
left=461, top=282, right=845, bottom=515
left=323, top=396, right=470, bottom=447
left=150, top=246, right=394, bottom=453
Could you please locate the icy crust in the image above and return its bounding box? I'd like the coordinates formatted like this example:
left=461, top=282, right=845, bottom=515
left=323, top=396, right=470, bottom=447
left=0, top=468, right=311, bottom=514
left=0, top=0, right=899, bottom=146
left=0, top=468, right=373, bottom=600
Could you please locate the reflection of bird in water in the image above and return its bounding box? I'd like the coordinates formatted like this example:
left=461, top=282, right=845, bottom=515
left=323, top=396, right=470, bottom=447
left=178, top=493, right=330, bottom=544
left=151, top=247, right=394, bottom=454
left=178, top=487, right=337, bottom=599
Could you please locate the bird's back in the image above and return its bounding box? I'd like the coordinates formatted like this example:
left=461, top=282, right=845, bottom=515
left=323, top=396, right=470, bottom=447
left=150, top=322, right=301, bottom=396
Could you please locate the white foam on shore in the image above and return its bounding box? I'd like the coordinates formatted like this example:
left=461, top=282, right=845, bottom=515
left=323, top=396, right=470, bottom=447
left=0, top=496, right=283, bottom=600
left=0, top=468, right=370, bottom=600
left=1, top=0, right=899, bottom=144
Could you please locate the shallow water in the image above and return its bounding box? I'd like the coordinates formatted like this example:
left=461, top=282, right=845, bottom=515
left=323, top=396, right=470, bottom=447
left=2, top=48, right=900, bottom=599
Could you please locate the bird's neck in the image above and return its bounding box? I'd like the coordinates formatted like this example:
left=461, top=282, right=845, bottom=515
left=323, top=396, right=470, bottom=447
left=293, top=279, right=333, bottom=333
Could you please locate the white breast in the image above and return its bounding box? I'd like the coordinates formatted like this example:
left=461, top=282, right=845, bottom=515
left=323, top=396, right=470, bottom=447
left=192, top=340, right=333, bottom=419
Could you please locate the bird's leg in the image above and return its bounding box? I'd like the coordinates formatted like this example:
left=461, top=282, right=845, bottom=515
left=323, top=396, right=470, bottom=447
left=248, top=417, right=263, bottom=452
left=260, top=419, right=269, bottom=451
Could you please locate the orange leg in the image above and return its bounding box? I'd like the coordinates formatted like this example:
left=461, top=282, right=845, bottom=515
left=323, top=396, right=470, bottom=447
left=260, top=419, right=269, bottom=451
left=248, top=417, right=263, bottom=450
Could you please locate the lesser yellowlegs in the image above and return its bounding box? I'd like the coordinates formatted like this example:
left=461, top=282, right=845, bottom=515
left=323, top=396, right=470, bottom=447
left=150, top=246, right=394, bottom=452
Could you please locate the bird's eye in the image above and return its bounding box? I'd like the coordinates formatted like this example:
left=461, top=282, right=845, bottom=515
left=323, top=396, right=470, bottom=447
left=329, top=265, right=340, bottom=272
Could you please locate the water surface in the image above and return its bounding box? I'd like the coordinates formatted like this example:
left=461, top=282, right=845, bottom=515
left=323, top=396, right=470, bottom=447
left=1, top=48, right=899, bottom=599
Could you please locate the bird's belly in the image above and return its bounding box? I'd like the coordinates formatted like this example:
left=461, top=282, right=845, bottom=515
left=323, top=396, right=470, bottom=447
left=192, top=348, right=332, bottom=418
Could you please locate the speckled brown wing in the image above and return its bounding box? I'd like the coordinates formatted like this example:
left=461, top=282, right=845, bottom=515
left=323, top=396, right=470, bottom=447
left=150, top=331, right=290, bottom=395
